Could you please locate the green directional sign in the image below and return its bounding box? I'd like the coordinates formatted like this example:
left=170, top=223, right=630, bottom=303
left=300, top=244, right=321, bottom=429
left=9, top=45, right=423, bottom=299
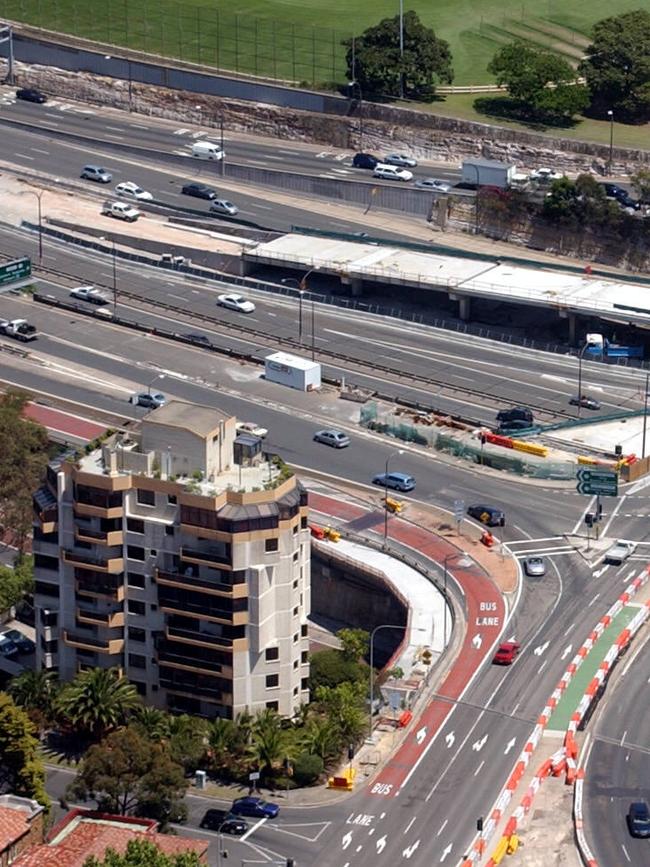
left=576, top=467, right=618, bottom=497
left=0, top=257, right=31, bottom=288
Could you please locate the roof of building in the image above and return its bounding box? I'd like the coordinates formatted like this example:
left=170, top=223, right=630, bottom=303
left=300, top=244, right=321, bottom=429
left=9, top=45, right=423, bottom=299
left=265, top=351, right=320, bottom=371
left=144, top=400, right=231, bottom=437
left=0, top=805, right=30, bottom=851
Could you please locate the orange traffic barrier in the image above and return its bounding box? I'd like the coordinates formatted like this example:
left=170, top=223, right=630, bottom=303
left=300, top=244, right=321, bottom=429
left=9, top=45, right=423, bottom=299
left=398, top=710, right=413, bottom=728
left=309, top=524, right=325, bottom=539
left=481, top=530, right=495, bottom=548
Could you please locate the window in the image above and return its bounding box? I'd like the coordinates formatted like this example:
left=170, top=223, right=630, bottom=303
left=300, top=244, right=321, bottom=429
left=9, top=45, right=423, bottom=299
left=301, top=678, right=309, bottom=691
left=127, top=518, right=145, bottom=534
left=293, top=633, right=298, bottom=644
left=293, top=525, right=298, bottom=535
left=128, top=599, right=146, bottom=616
left=301, top=624, right=308, bottom=637
left=300, top=516, right=308, bottom=529
left=266, top=701, right=279, bottom=711
left=132, top=680, right=147, bottom=696
left=165, top=525, right=174, bottom=536
left=265, top=538, right=278, bottom=553
left=293, top=660, right=298, bottom=670
left=301, top=651, right=308, bottom=665
left=34, top=553, right=59, bottom=571
left=34, top=581, right=59, bottom=598
left=40, top=609, right=58, bottom=627
left=292, top=551, right=299, bottom=562
left=292, top=580, right=298, bottom=589
left=136, top=488, right=155, bottom=506
left=128, top=653, right=147, bottom=669
left=128, top=627, right=146, bottom=642
left=40, top=636, right=58, bottom=654
left=167, top=494, right=177, bottom=505
left=128, top=572, right=145, bottom=588
left=265, top=674, right=279, bottom=689
left=293, top=606, right=299, bottom=617
left=265, top=647, right=279, bottom=662
left=293, top=686, right=299, bottom=696
left=127, top=545, right=145, bottom=561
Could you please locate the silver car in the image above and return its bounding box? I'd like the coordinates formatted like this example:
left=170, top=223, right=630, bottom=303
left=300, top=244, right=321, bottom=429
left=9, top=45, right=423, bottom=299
left=415, top=177, right=451, bottom=193
left=384, top=153, right=418, bottom=168
left=523, top=557, right=546, bottom=578
left=313, top=429, right=350, bottom=448
left=81, top=164, right=112, bottom=184
left=210, top=199, right=239, bottom=216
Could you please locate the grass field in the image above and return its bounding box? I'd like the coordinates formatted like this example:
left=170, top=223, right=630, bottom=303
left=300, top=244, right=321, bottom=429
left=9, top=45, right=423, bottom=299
left=0, top=0, right=643, bottom=86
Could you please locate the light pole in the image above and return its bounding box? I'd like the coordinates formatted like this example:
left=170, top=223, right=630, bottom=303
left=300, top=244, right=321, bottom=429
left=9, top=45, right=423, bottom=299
left=441, top=552, right=471, bottom=647
left=111, top=240, right=117, bottom=315
left=607, top=109, right=614, bottom=175
left=576, top=340, right=591, bottom=419
left=398, top=0, right=404, bottom=99
left=642, top=371, right=649, bottom=460
left=24, top=191, right=44, bottom=263
left=280, top=277, right=306, bottom=343
left=383, top=448, right=404, bottom=544
left=368, top=623, right=406, bottom=743
left=471, top=162, right=480, bottom=233
left=147, top=373, right=165, bottom=397
left=348, top=80, right=364, bottom=150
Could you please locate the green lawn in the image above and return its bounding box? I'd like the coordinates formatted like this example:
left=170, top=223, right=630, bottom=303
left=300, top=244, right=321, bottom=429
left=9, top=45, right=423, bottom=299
left=0, top=0, right=643, bottom=85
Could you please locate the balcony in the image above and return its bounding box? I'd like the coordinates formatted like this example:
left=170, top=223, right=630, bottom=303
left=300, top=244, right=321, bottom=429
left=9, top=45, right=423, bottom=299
left=160, top=600, right=248, bottom=627
left=156, top=569, right=247, bottom=599
left=33, top=486, right=58, bottom=533
left=180, top=546, right=231, bottom=567
left=157, top=649, right=232, bottom=678
left=159, top=674, right=232, bottom=704
left=76, top=580, right=125, bottom=602
left=63, top=630, right=124, bottom=654
left=74, top=501, right=124, bottom=520
left=75, top=526, right=124, bottom=547
left=76, top=607, right=125, bottom=628
left=63, top=549, right=124, bottom=574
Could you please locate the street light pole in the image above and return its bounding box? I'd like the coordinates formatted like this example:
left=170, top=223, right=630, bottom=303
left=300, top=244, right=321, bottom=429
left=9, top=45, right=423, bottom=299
left=642, top=370, right=649, bottom=460
left=147, top=373, right=165, bottom=397
left=576, top=341, right=590, bottom=419
left=383, top=449, right=404, bottom=545
left=398, top=0, right=404, bottom=99
left=441, top=552, right=471, bottom=647
left=607, top=110, right=614, bottom=175
left=348, top=80, right=363, bottom=150
left=111, top=240, right=117, bottom=315
left=368, top=623, right=406, bottom=744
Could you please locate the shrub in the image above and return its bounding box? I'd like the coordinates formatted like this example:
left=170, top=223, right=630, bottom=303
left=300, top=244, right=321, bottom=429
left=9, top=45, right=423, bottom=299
left=292, top=752, right=324, bottom=786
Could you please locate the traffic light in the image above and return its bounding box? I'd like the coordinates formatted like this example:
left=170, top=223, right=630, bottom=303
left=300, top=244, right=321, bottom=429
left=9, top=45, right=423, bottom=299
left=597, top=502, right=603, bottom=520
left=348, top=743, right=355, bottom=761
left=477, top=817, right=484, bottom=832
left=286, top=860, right=296, bottom=867
left=585, top=513, right=594, bottom=528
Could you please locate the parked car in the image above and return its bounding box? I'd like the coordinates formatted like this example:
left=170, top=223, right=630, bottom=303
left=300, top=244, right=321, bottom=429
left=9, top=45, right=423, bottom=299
left=467, top=504, right=506, bottom=527
left=496, top=407, right=533, bottom=424
left=200, top=809, right=248, bottom=834
left=115, top=181, right=153, bottom=201
left=210, top=199, right=239, bottom=216
left=414, top=177, right=451, bottom=193
left=181, top=182, right=217, bottom=200
left=627, top=801, right=650, bottom=838
left=372, top=472, right=415, bottom=492
left=523, top=557, right=546, bottom=578
left=604, top=540, right=636, bottom=565
left=217, top=293, right=255, bottom=314
left=313, top=429, right=350, bottom=448
left=80, top=165, right=112, bottom=184
left=352, top=152, right=379, bottom=170
left=383, top=153, right=418, bottom=168
left=0, top=634, right=19, bottom=659
left=236, top=421, right=268, bottom=439
left=492, top=641, right=520, bottom=665
left=16, top=87, right=46, bottom=104
left=373, top=164, right=413, bottom=182
left=230, top=797, right=279, bottom=819
left=1, top=629, right=35, bottom=654
left=569, top=395, right=601, bottom=411
left=130, top=392, right=166, bottom=409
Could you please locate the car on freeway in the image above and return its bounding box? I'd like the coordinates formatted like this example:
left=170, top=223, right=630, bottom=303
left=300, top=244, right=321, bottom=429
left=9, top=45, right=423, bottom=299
left=523, top=557, right=546, bottom=578
left=530, top=168, right=563, bottom=183
left=352, top=152, right=379, bottom=170
left=70, top=286, right=109, bottom=305
left=496, top=419, right=533, bottom=434
left=383, top=153, right=418, bottom=168
left=604, top=540, right=636, bottom=565
left=81, top=165, right=112, bottom=184
left=372, top=472, right=415, bottom=492
left=467, top=504, right=506, bottom=527
left=600, top=182, right=626, bottom=199
left=373, top=164, right=413, bottom=182
left=236, top=421, right=268, bottom=439
left=16, top=87, right=46, bottom=104
left=181, top=182, right=218, bottom=200
left=180, top=333, right=210, bottom=344
left=199, top=809, right=248, bottom=835
left=217, top=293, right=255, bottom=314
left=230, top=797, right=279, bottom=819
left=1, top=629, right=35, bottom=654
left=130, top=392, right=166, bottom=409
left=492, top=641, right=520, bottom=665
left=569, top=395, right=601, bottom=411
left=115, top=181, right=153, bottom=201
left=0, top=633, right=19, bottom=659
left=414, top=177, right=451, bottom=193
left=626, top=801, right=650, bottom=838
left=313, top=429, right=350, bottom=448
left=617, top=192, right=640, bottom=210
left=496, top=406, right=533, bottom=424
left=210, top=199, right=239, bottom=216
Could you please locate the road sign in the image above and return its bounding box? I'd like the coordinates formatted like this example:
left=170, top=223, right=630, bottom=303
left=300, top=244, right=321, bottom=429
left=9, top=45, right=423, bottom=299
left=0, top=257, right=31, bottom=288
left=576, top=468, right=618, bottom=497
left=454, top=499, right=465, bottom=523
left=248, top=771, right=260, bottom=781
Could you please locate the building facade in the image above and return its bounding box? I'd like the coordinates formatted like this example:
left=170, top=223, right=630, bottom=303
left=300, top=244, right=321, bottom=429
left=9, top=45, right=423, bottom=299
left=32, top=401, right=311, bottom=718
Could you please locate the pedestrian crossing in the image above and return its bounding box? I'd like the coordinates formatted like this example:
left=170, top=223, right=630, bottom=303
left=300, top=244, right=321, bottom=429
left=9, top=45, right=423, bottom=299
left=507, top=537, right=575, bottom=558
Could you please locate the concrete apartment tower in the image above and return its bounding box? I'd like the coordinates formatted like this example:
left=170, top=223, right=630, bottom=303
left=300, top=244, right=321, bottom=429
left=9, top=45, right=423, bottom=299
left=32, top=401, right=311, bottom=719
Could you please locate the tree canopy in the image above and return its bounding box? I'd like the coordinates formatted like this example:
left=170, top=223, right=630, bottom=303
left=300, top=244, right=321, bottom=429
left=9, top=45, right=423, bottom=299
left=56, top=667, right=140, bottom=741
left=580, top=10, right=650, bottom=121
left=488, top=41, right=589, bottom=120
left=83, top=838, right=204, bottom=867
left=344, top=11, right=453, bottom=100
left=542, top=174, right=621, bottom=228
left=0, top=556, right=34, bottom=613
left=0, top=692, right=50, bottom=809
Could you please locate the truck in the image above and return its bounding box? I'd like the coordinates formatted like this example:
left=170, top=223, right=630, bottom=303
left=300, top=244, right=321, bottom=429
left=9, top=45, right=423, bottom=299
left=101, top=200, right=140, bottom=222
left=70, top=286, right=109, bottom=305
left=0, top=318, right=38, bottom=341
left=461, top=158, right=516, bottom=190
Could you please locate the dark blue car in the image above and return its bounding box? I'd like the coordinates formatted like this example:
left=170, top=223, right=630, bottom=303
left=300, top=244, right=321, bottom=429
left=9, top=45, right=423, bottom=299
left=231, top=797, right=279, bottom=819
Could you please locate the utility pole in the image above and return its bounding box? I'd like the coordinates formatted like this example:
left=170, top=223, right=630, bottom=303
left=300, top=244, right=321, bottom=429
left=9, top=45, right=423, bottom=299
left=0, top=25, right=14, bottom=85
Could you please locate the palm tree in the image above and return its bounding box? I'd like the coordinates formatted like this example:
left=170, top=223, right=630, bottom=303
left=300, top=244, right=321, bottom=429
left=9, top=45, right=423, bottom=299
left=249, top=709, right=288, bottom=780
left=56, top=668, right=140, bottom=741
left=131, top=706, right=171, bottom=743
left=8, top=670, right=58, bottom=730
left=208, top=717, right=236, bottom=778
left=300, top=716, right=341, bottom=763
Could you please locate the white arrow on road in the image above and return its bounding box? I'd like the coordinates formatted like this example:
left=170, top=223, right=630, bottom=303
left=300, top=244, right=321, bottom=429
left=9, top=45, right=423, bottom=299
left=416, top=726, right=427, bottom=745
left=402, top=841, right=420, bottom=859
left=533, top=641, right=550, bottom=656
left=593, top=566, right=609, bottom=578
left=439, top=843, right=453, bottom=862
left=445, top=731, right=455, bottom=749
left=472, top=633, right=483, bottom=650
left=342, top=831, right=353, bottom=850
left=504, top=737, right=516, bottom=755
left=376, top=836, right=387, bottom=854
left=472, top=734, right=489, bottom=752
left=561, top=644, right=573, bottom=660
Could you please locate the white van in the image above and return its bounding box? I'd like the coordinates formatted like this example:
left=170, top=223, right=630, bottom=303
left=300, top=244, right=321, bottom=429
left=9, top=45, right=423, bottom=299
left=191, top=141, right=225, bottom=161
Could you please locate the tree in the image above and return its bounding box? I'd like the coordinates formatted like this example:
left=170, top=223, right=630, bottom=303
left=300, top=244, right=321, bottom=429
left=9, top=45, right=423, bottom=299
left=83, top=838, right=203, bottom=867
left=0, top=389, right=49, bottom=553
left=344, top=11, right=453, bottom=100
left=488, top=42, right=589, bottom=120
left=131, top=706, right=171, bottom=743
left=300, top=716, right=341, bottom=763
left=315, top=682, right=367, bottom=744
left=207, top=717, right=237, bottom=777
left=0, top=556, right=34, bottom=614
left=580, top=10, right=650, bottom=121
left=542, top=174, right=621, bottom=228
left=68, top=726, right=187, bottom=826
left=248, top=709, right=289, bottom=780
left=0, top=692, right=50, bottom=809
left=167, top=715, right=209, bottom=774
left=8, top=669, right=59, bottom=731
left=56, top=668, right=140, bottom=741
left=291, top=752, right=324, bottom=786
left=631, top=169, right=650, bottom=203
left=337, top=628, right=369, bottom=662
left=308, top=649, right=367, bottom=692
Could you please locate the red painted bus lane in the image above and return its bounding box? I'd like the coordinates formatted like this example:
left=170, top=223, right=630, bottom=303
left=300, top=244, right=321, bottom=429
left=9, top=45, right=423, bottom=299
left=23, top=403, right=108, bottom=441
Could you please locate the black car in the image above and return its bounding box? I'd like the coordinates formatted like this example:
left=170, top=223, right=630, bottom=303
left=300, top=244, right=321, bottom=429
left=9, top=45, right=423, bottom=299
left=496, top=419, right=533, bottom=434
left=16, top=87, right=47, bottom=104
left=180, top=333, right=210, bottom=344
left=1, top=629, right=35, bottom=654
left=181, top=183, right=217, bottom=200
left=467, top=504, right=506, bottom=527
left=200, top=809, right=248, bottom=835
left=600, top=182, right=625, bottom=199
left=627, top=801, right=650, bottom=838
left=617, top=192, right=640, bottom=210
left=352, top=153, right=379, bottom=170
left=496, top=406, right=533, bottom=424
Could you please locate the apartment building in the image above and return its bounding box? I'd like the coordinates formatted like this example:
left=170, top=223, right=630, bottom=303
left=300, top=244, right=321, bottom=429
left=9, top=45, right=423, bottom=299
left=32, top=400, right=311, bottom=719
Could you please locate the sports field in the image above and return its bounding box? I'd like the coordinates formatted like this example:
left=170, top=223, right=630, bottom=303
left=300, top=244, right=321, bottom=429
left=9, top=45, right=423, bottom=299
left=0, top=0, right=641, bottom=85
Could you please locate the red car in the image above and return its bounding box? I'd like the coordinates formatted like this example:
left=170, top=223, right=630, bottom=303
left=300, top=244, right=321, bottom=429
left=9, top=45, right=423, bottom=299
left=492, top=642, right=520, bottom=665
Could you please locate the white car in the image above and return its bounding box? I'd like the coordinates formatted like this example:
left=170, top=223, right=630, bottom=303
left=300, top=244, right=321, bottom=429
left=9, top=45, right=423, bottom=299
left=383, top=153, right=418, bottom=168
left=530, top=168, right=563, bottom=183
left=415, top=177, right=451, bottom=193
left=373, top=164, right=413, bottom=182
left=70, top=286, right=109, bottom=305
left=236, top=421, right=268, bottom=439
left=604, top=540, right=636, bottom=565
left=115, top=181, right=153, bottom=201
left=217, top=293, right=255, bottom=314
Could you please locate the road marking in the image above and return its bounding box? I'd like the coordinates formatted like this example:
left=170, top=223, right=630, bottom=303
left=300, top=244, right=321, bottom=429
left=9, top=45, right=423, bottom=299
left=404, top=817, right=416, bottom=834
left=440, top=842, right=453, bottom=861
left=537, top=660, right=547, bottom=674
left=436, top=819, right=448, bottom=837
left=472, top=633, right=482, bottom=649
left=561, top=644, right=573, bottom=660
left=472, top=734, right=488, bottom=752
left=445, top=731, right=455, bottom=749
left=29, top=147, right=50, bottom=154
left=562, top=621, right=576, bottom=637
left=620, top=730, right=627, bottom=746
left=511, top=701, right=520, bottom=715
left=14, top=153, right=34, bottom=160
left=533, top=641, right=549, bottom=656
left=587, top=593, right=601, bottom=607
left=621, top=843, right=631, bottom=862
left=341, top=831, right=352, bottom=849
left=402, top=840, right=420, bottom=859
left=473, top=760, right=485, bottom=777
left=593, top=566, right=608, bottom=578
left=376, top=835, right=387, bottom=854
left=415, top=726, right=427, bottom=744
left=504, top=737, right=516, bottom=754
